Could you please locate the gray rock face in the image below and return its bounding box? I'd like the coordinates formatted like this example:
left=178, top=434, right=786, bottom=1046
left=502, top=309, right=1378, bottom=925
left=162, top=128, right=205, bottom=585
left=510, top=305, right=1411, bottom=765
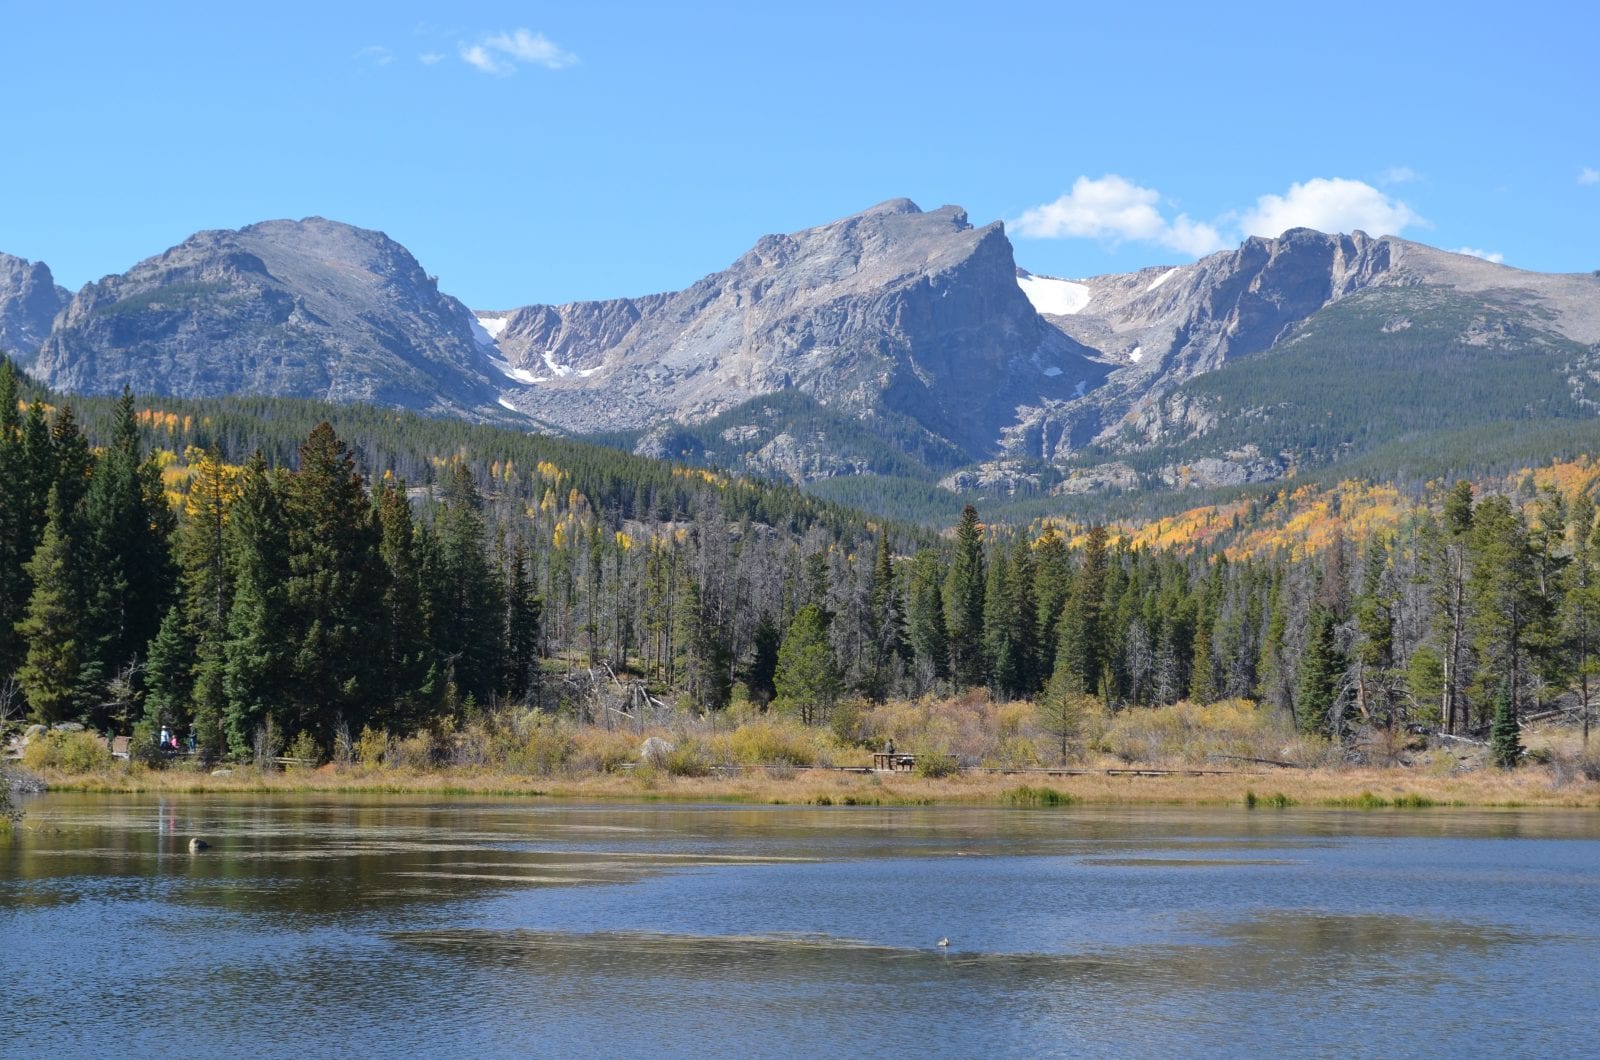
left=0, top=253, right=69, bottom=360
left=34, top=218, right=504, bottom=417
left=494, top=199, right=1106, bottom=460
left=999, top=229, right=1600, bottom=468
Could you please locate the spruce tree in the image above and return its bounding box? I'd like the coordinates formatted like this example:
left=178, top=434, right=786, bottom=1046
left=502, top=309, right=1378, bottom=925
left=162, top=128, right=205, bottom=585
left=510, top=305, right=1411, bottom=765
left=745, top=611, right=781, bottom=706
left=1056, top=525, right=1109, bottom=696
left=15, top=488, right=92, bottom=724
left=502, top=538, right=542, bottom=705
left=0, top=361, right=24, bottom=678
left=282, top=423, right=388, bottom=741
left=1468, top=495, right=1546, bottom=728
left=222, top=454, right=293, bottom=758
left=376, top=478, right=437, bottom=726
left=142, top=605, right=195, bottom=733
left=989, top=537, right=1040, bottom=700
left=1032, top=528, right=1072, bottom=678
left=981, top=538, right=1014, bottom=695
left=1560, top=491, right=1600, bottom=745
left=1295, top=604, right=1343, bottom=737
left=944, top=505, right=986, bottom=688
left=907, top=549, right=950, bottom=689
left=84, top=388, right=174, bottom=686
left=774, top=603, right=840, bottom=725
left=1489, top=682, right=1522, bottom=769
left=428, top=463, right=501, bottom=703
left=48, top=404, right=93, bottom=517
left=862, top=532, right=906, bottom=702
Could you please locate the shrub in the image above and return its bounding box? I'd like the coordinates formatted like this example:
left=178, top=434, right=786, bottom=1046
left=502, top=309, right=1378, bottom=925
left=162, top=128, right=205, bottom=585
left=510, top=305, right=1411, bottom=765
left=285, top=731, right=321, bottom=769
left=913, top=753, right=959, bottom=778
left=728, top=717, right=821, bottom=767
left=509, top=722, right=576, bottom=776
left=129, top=720, right=167, bottom=767
left=22, top=730, right=113, bottom=774
left=828, top=698, right=868, bottom=747
left=387, top=731, right=438, bottom=771
left=664, top=739, right=712, bottom=777
left=1101, top=699, right=1285, bottom=766
left=356, top=726, right=388, bottom=769
left=570, top=728, right=638, bottom=774
left=1547, top=749, right=1600, bottom=787
left=1005, top=785, right=1071, bottom=807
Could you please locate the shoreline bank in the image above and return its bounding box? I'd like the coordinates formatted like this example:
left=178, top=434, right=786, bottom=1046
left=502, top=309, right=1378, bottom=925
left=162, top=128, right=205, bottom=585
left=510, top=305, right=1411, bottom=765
left=19, top=762, right=1600, bottom=809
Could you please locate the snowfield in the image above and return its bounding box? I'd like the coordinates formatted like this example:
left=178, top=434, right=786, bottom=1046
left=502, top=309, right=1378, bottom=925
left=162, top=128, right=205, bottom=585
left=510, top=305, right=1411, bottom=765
left=1016, top=273, right=1091, bottom=316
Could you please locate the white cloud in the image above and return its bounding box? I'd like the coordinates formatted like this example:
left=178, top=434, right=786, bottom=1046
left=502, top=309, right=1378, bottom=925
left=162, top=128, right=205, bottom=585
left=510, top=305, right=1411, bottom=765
left=356, top=45, right=394, bottom=67
left=1580, top=167, right=1600, bottom=186
left=419, top=51, right=445, bottom=66
left=1236, top=177, right=1423, bottom=239
left=460, top=28, right=576, bottom=75
left=1379, top=165, right=1420, bottom=184
left=1012, top=175, right=1226, bottom=256
left=1016, top=174, right=1426, bottom=260
left=1451, top=247, right=1505, bottom=264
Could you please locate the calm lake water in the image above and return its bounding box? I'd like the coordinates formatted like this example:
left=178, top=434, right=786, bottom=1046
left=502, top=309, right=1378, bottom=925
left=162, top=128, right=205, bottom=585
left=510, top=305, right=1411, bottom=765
left=5, top=794, right=1600, bottom=1057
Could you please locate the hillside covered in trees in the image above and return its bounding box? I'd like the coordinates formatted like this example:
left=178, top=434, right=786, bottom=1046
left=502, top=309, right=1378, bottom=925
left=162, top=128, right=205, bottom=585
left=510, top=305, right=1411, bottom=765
left=3, top=357, right=1598, bottom=771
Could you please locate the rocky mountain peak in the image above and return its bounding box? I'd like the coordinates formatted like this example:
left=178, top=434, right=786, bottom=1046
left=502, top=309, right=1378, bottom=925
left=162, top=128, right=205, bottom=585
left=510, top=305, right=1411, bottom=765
left=0, top=252, right=70, bottom=359
left=32, top=218, right=504, bottom=417
left=490, top=198, right=1105, bottom=465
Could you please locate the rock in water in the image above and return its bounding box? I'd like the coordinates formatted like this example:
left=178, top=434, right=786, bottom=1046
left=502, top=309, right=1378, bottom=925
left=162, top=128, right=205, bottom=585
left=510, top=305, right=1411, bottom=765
left=188, top=837, right=210, bottom=852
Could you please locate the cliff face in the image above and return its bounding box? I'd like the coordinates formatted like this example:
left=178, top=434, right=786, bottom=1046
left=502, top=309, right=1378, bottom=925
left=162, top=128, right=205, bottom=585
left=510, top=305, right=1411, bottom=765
left=0, top=252, right=69, bottom=360
left=492, top=199, right=1106, bottom=460
left=988, top=229, right=1600, bottom=494
left=33, top=218, right=504, bottom=417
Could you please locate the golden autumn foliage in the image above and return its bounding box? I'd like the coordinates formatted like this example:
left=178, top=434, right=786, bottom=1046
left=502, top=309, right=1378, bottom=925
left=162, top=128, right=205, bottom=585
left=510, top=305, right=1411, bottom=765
left=1024, top=455, right=1600, bottom=564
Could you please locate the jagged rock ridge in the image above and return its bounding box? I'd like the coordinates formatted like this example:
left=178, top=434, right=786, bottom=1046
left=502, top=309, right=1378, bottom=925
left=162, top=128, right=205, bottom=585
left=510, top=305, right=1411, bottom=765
left=491, top=199, right=1107, bottom=466
left=995, top=230, right=1600, bottom=481
left=985, top=230, right=1600, bottom=496
left=0, top=253, right=69, bottom=359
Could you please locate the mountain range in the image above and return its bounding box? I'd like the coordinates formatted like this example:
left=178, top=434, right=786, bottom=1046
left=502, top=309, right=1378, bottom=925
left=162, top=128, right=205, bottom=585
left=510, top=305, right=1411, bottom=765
left=6, top=202, right=1597, bottom=504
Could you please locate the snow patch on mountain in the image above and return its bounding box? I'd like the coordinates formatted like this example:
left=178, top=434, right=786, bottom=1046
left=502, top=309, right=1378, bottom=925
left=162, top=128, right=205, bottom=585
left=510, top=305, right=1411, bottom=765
left=1017, top=272, right=1090, bottom=316
left=1146, top=268, right=1179, bottom=293
left=488, top=354, right=545, bottom=384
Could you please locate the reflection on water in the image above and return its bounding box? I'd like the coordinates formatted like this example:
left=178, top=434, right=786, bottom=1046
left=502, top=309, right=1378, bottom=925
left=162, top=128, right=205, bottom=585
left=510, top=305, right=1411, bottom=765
left=5, top=795, right=1600, bottom=1056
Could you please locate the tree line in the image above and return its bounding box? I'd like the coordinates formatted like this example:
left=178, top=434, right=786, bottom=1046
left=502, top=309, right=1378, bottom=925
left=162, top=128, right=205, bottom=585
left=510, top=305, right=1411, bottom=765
left=3, top=361, right=1594, bottom=764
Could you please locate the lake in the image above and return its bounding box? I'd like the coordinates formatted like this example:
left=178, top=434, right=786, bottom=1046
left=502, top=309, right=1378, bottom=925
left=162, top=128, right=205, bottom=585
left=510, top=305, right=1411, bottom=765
left=4, top=794, right=1600, bottom=1057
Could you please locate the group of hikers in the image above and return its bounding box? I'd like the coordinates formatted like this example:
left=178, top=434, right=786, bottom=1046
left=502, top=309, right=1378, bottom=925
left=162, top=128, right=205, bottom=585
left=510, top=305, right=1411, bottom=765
left=152, top=726, right=194, bottom=755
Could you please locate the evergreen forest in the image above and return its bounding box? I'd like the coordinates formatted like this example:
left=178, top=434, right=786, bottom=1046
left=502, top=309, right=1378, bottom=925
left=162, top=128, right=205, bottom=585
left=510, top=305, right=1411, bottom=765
left=4, top=356, right=1598, bottom=769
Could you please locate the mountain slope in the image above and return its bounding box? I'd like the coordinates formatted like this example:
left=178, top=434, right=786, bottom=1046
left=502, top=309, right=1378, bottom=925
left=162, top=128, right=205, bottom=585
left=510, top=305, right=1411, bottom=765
left=489, top=199, right=1108, bottom=471
left=990, top=230, right=1600, bottom=493
left=33, top=218, right=509, bottom=418
left=0, top=252, right=69, bottom=359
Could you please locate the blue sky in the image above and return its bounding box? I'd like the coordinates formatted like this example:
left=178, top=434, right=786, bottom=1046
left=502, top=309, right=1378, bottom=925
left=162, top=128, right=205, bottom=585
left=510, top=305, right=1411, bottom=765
left=2, top=1, right=1595, bottom=309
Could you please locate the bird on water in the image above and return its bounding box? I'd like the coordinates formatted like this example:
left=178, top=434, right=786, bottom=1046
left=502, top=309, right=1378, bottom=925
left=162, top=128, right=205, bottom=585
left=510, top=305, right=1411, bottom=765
left=937, top=937, right=950, bottom=948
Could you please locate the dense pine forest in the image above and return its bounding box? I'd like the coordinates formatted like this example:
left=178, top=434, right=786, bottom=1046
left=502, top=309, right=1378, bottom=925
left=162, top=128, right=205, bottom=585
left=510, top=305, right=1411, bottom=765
left=3, top=355, right=1597, bottom=770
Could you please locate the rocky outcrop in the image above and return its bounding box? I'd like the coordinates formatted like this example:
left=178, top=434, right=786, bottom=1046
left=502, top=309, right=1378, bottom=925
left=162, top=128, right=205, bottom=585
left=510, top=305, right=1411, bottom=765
left=0, top=253, right=69, bottom=359
left=493, top=199, right=1108, bottom=461
left=33, top=219, right=506, bottom=417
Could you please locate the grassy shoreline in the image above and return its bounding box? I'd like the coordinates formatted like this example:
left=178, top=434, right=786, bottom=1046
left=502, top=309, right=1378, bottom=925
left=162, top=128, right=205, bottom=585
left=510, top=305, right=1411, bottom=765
left=23, top=762, right=1600, bottom=809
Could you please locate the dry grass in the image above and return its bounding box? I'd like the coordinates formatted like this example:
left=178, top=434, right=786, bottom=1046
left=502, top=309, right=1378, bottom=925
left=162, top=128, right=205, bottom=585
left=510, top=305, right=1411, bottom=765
left=30, top=758, right=1600, bottom=809
left=25, top=697, right=1600, bottom=809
